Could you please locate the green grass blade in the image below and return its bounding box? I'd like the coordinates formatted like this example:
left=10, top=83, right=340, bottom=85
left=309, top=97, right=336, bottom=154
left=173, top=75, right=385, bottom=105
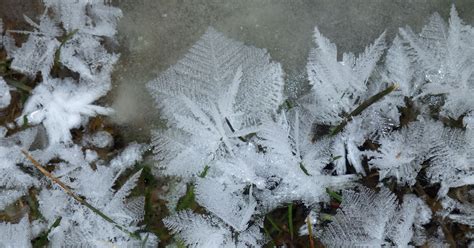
left=288, top=203, right=294, bottom=240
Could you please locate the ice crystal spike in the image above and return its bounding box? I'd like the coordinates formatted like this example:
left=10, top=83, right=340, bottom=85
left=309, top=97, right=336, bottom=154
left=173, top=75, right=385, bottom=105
left=398, top=5, right=474, bottom=118
left=305, top=27, right=386, bottom=125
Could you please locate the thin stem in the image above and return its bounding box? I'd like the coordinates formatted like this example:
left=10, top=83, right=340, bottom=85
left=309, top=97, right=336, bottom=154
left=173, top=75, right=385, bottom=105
left=21, top=150, right=141, bottom=240
left=299, top=162, right=311, bottom=176
left=225, top=117, right=247, bottom=142
left=326, top=188, right=342, bottom=203
left=263, top=226, right=277, bottom=247
left=54, top=29, right=79, bottom=67
left=330, top=83, right=399, bottom=136
left=306, top=215, right=315, bottom=248
left=266, top=215, right=282, bottom=232
left=288, top=203, right=294, bottom=240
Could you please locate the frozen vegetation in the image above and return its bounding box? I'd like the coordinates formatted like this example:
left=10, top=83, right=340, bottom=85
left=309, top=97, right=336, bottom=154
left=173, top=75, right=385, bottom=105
left=0, top=1, right=473, bottom=247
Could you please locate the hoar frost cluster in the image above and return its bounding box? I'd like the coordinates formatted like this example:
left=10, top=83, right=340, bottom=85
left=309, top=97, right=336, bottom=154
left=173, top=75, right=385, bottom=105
left=148, top=5, right=474, bottom=248
left=0, top=0, right=157, bottom=247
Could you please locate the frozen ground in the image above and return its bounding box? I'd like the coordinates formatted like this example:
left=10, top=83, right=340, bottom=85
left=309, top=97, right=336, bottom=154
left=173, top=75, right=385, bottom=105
left=110, top=0, right=474, bottom=142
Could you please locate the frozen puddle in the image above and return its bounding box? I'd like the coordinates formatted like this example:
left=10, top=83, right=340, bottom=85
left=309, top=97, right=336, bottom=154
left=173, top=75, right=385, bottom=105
left=110, top=0, right=473, bottom=142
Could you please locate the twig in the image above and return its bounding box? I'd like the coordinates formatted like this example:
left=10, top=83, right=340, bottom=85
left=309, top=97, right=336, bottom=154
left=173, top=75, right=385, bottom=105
left=329, top=83, right=399, bottom=136
left=225, top=117, right=247, bottom=142
left=21, top=150, right=141, bottom=240
left=306, top=215, right=315, bottom=248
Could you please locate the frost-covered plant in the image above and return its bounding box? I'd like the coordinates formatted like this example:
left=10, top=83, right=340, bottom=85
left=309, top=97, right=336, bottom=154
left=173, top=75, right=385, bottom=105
left=0, top=1, right=157, bottom=247
left=8, top=0, right=120, bottom=144
left=37, top=152, right=153, bottom=246
left=27, top=142, right=157, bottom=246
left=300, top=27, right=401, bottom=176
left=20, top=78, right=113, bottom=144
left=0, top=217, right=32, bottom=247
left=9, top=13, right=62, bottom=79
left=149, top=5, right=474, bottom=247
left=0, top=128, right=39, bottom=209
left=148, top=27, right=285, bottom=178
left=149, top=28, right=358, bottom=246
left=440, top=193, right=474, bottom=227
left=320, top=187, right=431, bottom=247
left=393, top=6, right=474, bottom=119
left=1, top=1, right=474, bottom=247
left=164, top=210, right=266, bottom=248
left=303, top=27, right=386, bottom=125
left=365, top=118, right=474, bottom=197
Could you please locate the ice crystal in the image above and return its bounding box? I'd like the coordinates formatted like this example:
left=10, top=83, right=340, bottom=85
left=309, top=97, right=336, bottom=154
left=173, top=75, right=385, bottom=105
left=59, top=32, right=119, bottom=83
left=195, top=177, right=256, bottom=231
left=398, top=6, right=474, bottom=118
left=301, top=27, right=399, bottom=175
left=19, top=78, right=113, bottom=144
left=320, top=187, right=431, bottom=247
left=0, top=0, right=157, bottom=246
left=43, top=0, right=122, bottom=37
left=0, top=217, right=32, bottom=248
left=37, top=147, right=156, bottom=247
left=149, top=28, right=357, bottom=245
left=366, top=119, right=474, bottom=196
left=9, top=14, right=61, bottom=78
left=148, top=27, right=284, bottom=178
left=0, top=128, right=39, bottom=209
left=386, top=194, right=432, bottom=247
left=440, top=196, right=474, bottom=227
left=8, top=0, right=120, bottom=145
left=365, top=120, right=427, bottom=185
left=304, top=27, right=386, bottom=125
left=164, top=210, right=265, bottom=248
left=83, top=130, right=114, bottom=148
left=0, top=77, right=11, bottom=109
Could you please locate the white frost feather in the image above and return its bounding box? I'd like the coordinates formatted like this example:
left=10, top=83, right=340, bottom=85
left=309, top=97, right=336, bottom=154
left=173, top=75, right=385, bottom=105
left=19, top=78, right=112, bottom=144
